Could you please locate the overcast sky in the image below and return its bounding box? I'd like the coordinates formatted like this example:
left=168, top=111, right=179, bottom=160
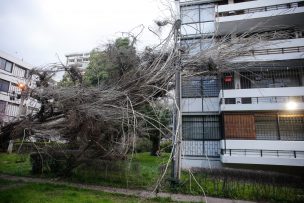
left=0, top=0, right=173, bottom=67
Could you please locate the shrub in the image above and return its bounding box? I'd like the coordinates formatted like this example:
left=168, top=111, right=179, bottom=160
left=135, top=137, right=152, bottom=153
left=160, top=140, right=172, bottom=153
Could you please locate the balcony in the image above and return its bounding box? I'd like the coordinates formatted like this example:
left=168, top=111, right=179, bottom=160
left=219, top=87, right=304, bottom=111
left=216, top=0, right=304, bottom=35
left=233, top=38, right=304, bottom=62
left=181, top=98, right=220, bottom=113
left=220, top=140, right=304, bottom=166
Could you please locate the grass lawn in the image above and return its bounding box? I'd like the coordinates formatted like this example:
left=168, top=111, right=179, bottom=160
left=0, top=153, right=31, bottom=176
left=0, top=178, right=174, bottom=203
left=70, top=152, right=171, bottom=189
left=1, top=152, right=303, bottom=202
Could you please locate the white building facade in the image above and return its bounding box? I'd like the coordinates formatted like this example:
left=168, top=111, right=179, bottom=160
left=179, top=0, right=304, bottom=168
left=0, top=50, right=38, bottom=125
left=66, top=52, right=90, bottom=70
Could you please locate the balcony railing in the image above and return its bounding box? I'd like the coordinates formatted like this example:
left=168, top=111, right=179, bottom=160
left=222, top=149, right=304, bottom=159
left=241, top=46, right=304, bottom=56
left=220, top=140, right=304, bottom=166
left=217, top=1, right=304, bottom=17
left=221, top=96, right=304, bottom=105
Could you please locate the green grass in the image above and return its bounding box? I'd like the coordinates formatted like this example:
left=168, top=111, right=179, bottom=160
left=0, top=179, right=174, bottom=203
left=70, top=152, right=170, bottom=189
left=1, top=152, right=303, bottom=202
left=0, top=153, right=31, bottom=176
left=177, top=171, right=304, bottom=203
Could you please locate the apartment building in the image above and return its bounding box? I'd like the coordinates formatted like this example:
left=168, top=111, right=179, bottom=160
left=0, top=50, right=38, bottom=125
left=179, top=0, right=304, bottom=168
left=66, top=52, right=90, bottom=70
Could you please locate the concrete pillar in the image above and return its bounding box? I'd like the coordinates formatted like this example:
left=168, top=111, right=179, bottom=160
left=234, top=71, right=241, bottom=89
left=7, top=140, right=14, bottom=154
left=228, top=0, right=234, bottom=4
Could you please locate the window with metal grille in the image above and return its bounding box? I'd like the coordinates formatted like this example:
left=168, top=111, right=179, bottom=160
left=0, top=100, right=6, bottom=114
left=255, top=114, right=279, bottom=140
left=240, top=68, right=302, bottom=89
left=279, top=115, right=304, bottom=141
left=241, top=97, right=252, bottom=104
left=202, top=78, right=220, bottom=97
left=182, top=76, right=220, bottom=98
left=182, top=115, right=221, bottom=157
left=0, top=79, right=9, bottom=92
left=182, top=115, right=221, bottom=140
left=224, top=114, right=304, bottom=141
left=224, top=98, right=236, bottom=104
left=182, top=79, right=201, bottom=98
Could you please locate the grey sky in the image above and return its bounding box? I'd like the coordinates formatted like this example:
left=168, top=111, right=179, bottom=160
left=0, top=0, right=172, bottom=67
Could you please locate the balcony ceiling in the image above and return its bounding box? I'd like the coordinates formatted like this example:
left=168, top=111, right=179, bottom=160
left=216, top=12, right=304, bottom=35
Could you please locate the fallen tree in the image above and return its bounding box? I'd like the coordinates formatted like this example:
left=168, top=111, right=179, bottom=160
left=0, top=18, right=293, bottom=177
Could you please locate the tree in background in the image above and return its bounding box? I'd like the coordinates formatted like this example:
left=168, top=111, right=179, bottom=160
left=140, top=103, right=171, bottom=156
left=58, top=72, right=75, bottom=87
left=84, top=37, right=139, bottom=86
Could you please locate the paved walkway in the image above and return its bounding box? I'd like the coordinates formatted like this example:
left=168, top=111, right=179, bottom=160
left=0, top=174, right=256, bottom=203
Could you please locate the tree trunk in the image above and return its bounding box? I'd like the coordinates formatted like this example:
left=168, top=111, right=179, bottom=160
left=150, top=133, right=160, bottom=156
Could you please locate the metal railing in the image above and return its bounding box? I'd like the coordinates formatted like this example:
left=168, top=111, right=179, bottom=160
left=221, top=96, right=304, bottom=105
left=221, top=149, right=304, bottom=159
left=217, top=2, right=304, bottom=17
left=241, top=46, right=304, bottom=56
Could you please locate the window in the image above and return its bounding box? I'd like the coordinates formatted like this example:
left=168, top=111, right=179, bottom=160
left=241, top=97, right=252, bottom=104
left=14, top=65, right=27, bottom=78
left=0, top=79, right=9, bottom=92
left=181, top=38, right=213, bottom=55
left=183, top=115, right=221, bottom=157
left=0, top=58, right=6, bottom=70
left=0, top=57, right=13, bottom=73
left=180, top=3, right=215, bottom=36
left=182, top=79, right=201, bottom=98
left=224, top=98, right=236, bottom=104
left=200, top=5, right=215, bottom=22
left=0, top=100, right=6, bottom=114
left=240, top=68, right=302, bottom=89
left=181, top=5, right=199, bottom=24
left=255, top=114, right=279, bottom=140
left=5, top=61, right=12, bottom=72
left=200, top=22, right=215, bottom=34
left=181, top=39, right=200, bottom=55
left=183, top=115, right=220, bottom=140
left=279, top=115, right=304, bottom=141
left=182, top=76, right=219, bottom=98
left=202, top=78, right=220, bottom=97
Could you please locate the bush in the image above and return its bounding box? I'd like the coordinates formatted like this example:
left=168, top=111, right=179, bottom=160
left=30, top=151, right=75, bottom=175
left=160, top=140, right=172, bottom=153
left=135, top=137, right=152, bottom=153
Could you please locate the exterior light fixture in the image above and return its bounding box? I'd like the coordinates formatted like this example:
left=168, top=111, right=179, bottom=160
left=17, top=83, right=27, bottom=91
left=286, top=101, right=298, bottom=110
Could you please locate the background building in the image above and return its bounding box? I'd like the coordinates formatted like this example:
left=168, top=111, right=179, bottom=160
left=0, top=50, right=39, bottom=125
left=65, top=52, right=90, bottom=70
left=179, top=0, right=304, bottom=169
